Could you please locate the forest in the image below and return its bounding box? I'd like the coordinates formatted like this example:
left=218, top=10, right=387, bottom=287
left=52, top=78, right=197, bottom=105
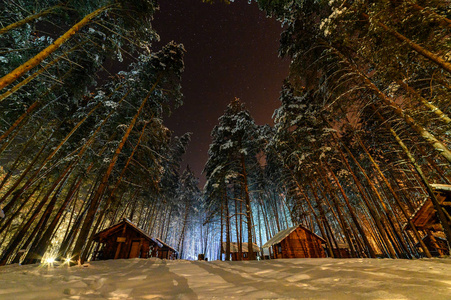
left=0, top=0, right=450, bottom=268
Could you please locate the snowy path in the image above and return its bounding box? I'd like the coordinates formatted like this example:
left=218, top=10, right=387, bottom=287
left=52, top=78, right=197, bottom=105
left=0, top=258, right=450, bottom=299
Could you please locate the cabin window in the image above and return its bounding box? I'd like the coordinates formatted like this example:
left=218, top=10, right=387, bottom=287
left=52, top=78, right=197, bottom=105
left=243, top=253, right=247, bottom=258
left=278, top=245, right=282, bottom=254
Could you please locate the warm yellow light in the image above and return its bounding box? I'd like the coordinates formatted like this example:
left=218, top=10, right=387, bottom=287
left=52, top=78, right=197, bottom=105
left=46, top=257, right=55, bottom=264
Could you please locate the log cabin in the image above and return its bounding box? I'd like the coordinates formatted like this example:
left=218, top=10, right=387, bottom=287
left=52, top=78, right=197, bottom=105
left=221, top=242, right=260, bottom=261
left=262, top=224, right=326, bottom=259
left=408, top=184, right=451, bottom=231
left=91, top=218, right=177, bottom=260
left=416, top=231, right=449, bottom=257
left=326, top=242, right=351, bottom=258
left=405, top=184, right=451, bottom=256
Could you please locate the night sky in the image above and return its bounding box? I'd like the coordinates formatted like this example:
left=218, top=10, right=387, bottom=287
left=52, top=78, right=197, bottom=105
left=153, top=0, right=289, bottom=185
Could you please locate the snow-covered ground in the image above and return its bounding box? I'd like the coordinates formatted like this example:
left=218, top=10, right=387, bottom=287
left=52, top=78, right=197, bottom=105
left=0, top=258, right=450, bottom=299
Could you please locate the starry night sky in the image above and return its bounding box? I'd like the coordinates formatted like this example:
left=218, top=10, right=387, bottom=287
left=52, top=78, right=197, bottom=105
left=153, top=0, right=289, bottom=185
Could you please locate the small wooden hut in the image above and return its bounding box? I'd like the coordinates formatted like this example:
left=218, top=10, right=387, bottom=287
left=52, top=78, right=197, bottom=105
left=416, top=231, right=449, bottom=257
left=262, top=224, right=326, bottom=259
left=326, top=242, right=351, bottom=258
left=221, top=242, right=260, bottom=261
left=91, top=218, right=177, bottom=260
left=405, top=184, right=451, bottom=256
left=408, top=184, right=451, bottom=231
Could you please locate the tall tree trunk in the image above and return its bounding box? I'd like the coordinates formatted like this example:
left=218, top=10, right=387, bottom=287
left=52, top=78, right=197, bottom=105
left=341, top=143, right=398, bottom=258
left=384, top=121, right=451, bottom=253
left=323, top=163, right=377, bottom=258
left=332, top=45, right=451, bottom=164
left=0, top=5, right=112, bottom=90
left=1, top=102, right=100, bottom=208
left=0, top=5, right=63, bottom=35
left=234, top=187, right=241, bottom=260
left=357, top=134, right=434, bottom=257
left=336, top=139, right=406, bottom=257
left=397, top=80, right=451, bottom=124
left=0, top=132, right=53, bottom=207
left=240, top=152, right=255, bottom=260
left=0, top=182, right=42, bottom=237
left=361, top=13, right=451, bottom=73
left=224, top=189, right=231, bottom=261
left=312, top=177, right=356, bottom=258
left=22, top=171, right=80, bottom=264
left=0, top=169, right=69, bottom=265
left=71, top=83, right=158, bottom=265
left=0, top=126, right=40, bottom=191
left=0, top=43, right=85, bottom=103
left=220, top=202, right=224, bottom=260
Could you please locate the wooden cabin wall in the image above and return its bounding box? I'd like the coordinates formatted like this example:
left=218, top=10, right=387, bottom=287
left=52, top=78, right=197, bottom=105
left=98, top=225, right=151, bottom=259
left=273, top=227, right=326, bottom=258
left=332, top=248, right=350, bottom=258
left=230, top=252, right=252, bottom=261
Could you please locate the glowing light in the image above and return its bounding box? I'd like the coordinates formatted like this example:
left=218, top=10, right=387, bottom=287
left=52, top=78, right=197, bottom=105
left=46, top=257, right=55, bottom=264
left=64, top=257, right=72, bottom=264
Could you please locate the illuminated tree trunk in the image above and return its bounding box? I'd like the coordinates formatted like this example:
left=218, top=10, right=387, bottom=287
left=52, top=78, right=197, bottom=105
left=335, top=137, right=412, bottom=257
left=312, top=175, right=357, bottom=258
left=341, top=143, right=398, bottom=258
left=380, top=118, right=451, bottom=253
left=0, top=6, right=112, bottom=90
left=323, top=163, right=377, bottom=258
left=224, top=189, right=231, bottom=261
left=0, top=103, right=40, bottom=143
left=357, top=135, right=434, bottom=257
left=0, top=43, right=84, bottom=103
left=22, top=172, right=82, bottom=264
left=0, top=165, right=71, bottom=265
left=71, top=84, right=157, bottom=265
left=397, top=80, right=451, bottom=124
left=0, top=5, right=63, bottom=35
left=234, top=187, right=241, bottom=260
left=0, top=132, right=52, bottom=207
left=0, top=102, right=100, bottom=209
left=0, top=182, right=42, bottom=237
left=240, top=152, right=255, bottom=260
left=361, top=13, right=451, bottom=74
left=82, top=122, right=148, bottom=262
left=332, top=46, right=451, bottom=164
left=0, top=127, right=39, bottom=191
left=313, top=178, right=348, bottom=257
left=58, top=177, right=100, bottom=260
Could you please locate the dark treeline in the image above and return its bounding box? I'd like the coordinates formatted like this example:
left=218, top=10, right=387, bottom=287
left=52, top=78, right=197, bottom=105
left=0, top=0, right=450, bottom=265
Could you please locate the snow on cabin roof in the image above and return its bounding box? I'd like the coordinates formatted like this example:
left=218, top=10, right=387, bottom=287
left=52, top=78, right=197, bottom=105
left=262, top=224, right=326, bottom=248
left=430, top=184, right=451, bottom=192
left=93, top=218, right=177, bottom=252
left=429, top=231, right=447, bottom=241
left=221, top=242, right=260, bottom=253
left=153, top=237, right=177, bottom=253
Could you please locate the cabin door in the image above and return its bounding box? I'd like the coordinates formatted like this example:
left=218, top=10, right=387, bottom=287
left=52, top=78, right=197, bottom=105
left=129, top=241, right=140, bottom=258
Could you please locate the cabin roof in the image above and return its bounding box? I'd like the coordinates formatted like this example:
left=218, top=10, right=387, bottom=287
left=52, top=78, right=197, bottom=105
left=430, top=184, right=451, bottom=192
left=415, top=231, right=447, bottom=247
left=405, top=183, right=450, bottom=230
left=262, top=224, right=326, bottom=248
left=427, top=231, right=447, bottom=241
left=221, top=242, right=260, bottom=253
left=152, top=237, right=177, bottom=252
left=93, top=218, right=152, bottom=241
left=93, top=218, right=177, bottom=252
